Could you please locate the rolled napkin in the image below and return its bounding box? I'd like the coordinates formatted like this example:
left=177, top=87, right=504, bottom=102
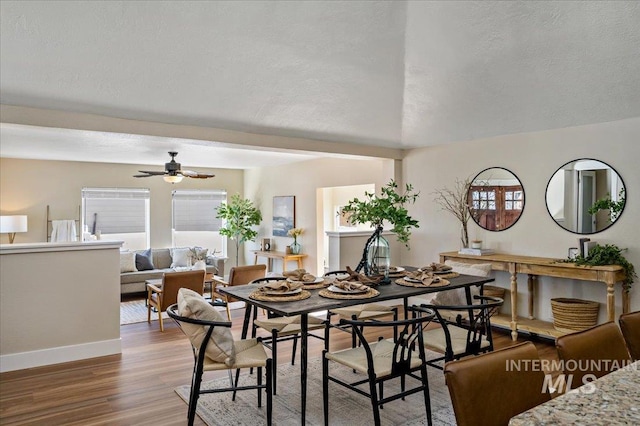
left=333, top=281, right=370, bottom=292
left=258, top=280, right=304, bottom=293
left=420, top=262, right=452, bottom=272
left=283, top=268, right=317, bottom=282
left=405, top=270, right=442, bottom=286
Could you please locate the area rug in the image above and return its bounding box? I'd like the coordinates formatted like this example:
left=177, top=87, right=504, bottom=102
left=175, top=356, right=456, bottom=425
left=120, top=299, right=238, bottom=325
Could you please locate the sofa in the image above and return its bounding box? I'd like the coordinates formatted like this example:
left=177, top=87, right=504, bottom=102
left=120, top=248, right=225, bottom=295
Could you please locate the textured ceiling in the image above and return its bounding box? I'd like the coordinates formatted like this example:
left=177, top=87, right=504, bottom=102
left=1, top=1, right=639, bottom=166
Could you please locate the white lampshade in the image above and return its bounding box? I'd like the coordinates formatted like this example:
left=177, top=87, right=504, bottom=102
left=0, top=215, right=28, bottom=233
left=163, top=174, right=183, bottom=183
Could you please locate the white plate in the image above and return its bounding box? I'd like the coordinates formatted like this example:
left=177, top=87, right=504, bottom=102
left=388, top=266, right=405, bottom=273
left=403, top=277, right=424, bottom=283
left=327, top=273, right=350, bottom=280
left=328, top=284, right=368, bottom=294
left=287, top=276, right=324, bottom=284
left=262, top=288, right=302, bottom=296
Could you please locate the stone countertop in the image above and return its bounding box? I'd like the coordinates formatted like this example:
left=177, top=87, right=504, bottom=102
left=509, top=360, right=640, bottom=425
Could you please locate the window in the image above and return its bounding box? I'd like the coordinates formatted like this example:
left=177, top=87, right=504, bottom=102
left=82, top=188, right=150, bottom=250
left=172, top=189, right=227, bottom=256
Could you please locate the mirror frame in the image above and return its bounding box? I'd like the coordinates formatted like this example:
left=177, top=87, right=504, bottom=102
left=467, top=167, right=525, bottom=232
left=545, top=158, right=626, bottom=235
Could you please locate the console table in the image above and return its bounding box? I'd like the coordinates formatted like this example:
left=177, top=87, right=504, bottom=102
left=439, top=251, right=629, bottom=341
left=252, top=250, right=307, bottom=272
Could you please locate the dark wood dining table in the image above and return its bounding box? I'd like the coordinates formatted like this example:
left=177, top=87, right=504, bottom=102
left=220, top=272, right=494, bottom=424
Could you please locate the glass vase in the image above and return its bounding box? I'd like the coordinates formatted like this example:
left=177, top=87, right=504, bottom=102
left=290, top=241, right=301, bottom=254
left=367, top=234, right=390, bottom=278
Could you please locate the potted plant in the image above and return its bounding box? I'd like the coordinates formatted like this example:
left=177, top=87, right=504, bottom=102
left=216, top=194, right=262, bottom=266
left=432, top=176, right=474, bottom=249
left=565, top=243, right=636, bottom=291
left=588, top=188, right=626, bottom=222
left=341, top=180, right=420, bottom=277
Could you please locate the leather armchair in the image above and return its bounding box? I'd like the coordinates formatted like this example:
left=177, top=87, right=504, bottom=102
left=618, top=311, right=640, bottom=361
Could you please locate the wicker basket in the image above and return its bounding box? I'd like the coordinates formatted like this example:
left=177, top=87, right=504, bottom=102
left=551, top=298, right=599, bottom=333
left=483, top=285, right=506, bottom=317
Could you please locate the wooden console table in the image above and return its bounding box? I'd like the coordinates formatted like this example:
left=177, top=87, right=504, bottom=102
left=440, top=251, right=628, bottom=341
left=252, top=250, right=307, bottom=272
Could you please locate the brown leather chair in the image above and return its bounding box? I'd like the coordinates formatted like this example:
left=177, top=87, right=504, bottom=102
left=619, top=311, right=640, bottom=361
left=147, top=269, right=205, bottom=331
left=555, top=321, right=631, bottom=390
left=444, top=341, right=550, bottom=426
left=212, top=264, right=267, bottom=319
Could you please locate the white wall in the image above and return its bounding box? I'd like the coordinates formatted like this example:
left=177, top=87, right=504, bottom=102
left=403, top=117, right=640, bottom=322
left=0, top=158, right=243, bottom=263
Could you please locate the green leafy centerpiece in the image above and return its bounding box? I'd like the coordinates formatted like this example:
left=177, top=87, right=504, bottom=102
left=341, top=180, right=420, bottom=280
left=565, top=243, right=636, bottom=292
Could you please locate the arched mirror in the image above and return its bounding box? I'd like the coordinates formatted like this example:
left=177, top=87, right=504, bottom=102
left=467, top=167, right=525, bottom=231
left=545, top=159, right=626, bottom=234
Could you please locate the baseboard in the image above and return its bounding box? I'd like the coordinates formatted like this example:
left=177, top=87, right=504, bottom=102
left=0, top=338, right=122, bottom=373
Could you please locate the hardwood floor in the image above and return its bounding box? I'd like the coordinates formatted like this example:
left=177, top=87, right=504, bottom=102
left=0, top=306, right=559, bottom=425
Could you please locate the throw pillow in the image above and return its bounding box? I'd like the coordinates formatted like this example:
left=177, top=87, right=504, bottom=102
left=170, top=247, right=191, bottom=268
left=431, top=261, right=492, bottom=306
left=177, top=288, right=236, bottom=366
left=120, top=252, right=137, bottom=273
left=135, top=248, right=155, bottom=271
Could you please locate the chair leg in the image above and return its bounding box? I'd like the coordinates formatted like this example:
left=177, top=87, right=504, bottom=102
left=266, top=359, right=273, bottom=426
left=158, top=309, right=164, bottom=332
left=188, top=368, right=204, bottom=426
left=225, top=297, right=232, bottom=322
left=322, top=353, right=329, bottom=426
left=421, top=364, right=433, bottom=426
left=257, top=366, right=263, bottom=407
left=369, top=375, right=381, bottom=426
left=147, top=300, right=152, bottom=323
left=271, top=330, right=278, bottom=395
left=291, top=335, right=298, bottom=365
left=232, top=368, right=241, bottom=401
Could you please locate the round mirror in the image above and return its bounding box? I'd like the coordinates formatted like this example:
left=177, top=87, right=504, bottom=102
left=545, top=159, right=626, bottom=234
left=467, top=167, right=525, bottom=231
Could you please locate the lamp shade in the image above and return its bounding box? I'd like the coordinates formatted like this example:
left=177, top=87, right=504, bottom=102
left=0, top=215, right=28, bottom=233
left=163, top=175, right=183, bottom=183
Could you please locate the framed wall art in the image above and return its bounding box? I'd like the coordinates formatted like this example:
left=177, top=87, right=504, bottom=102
left=273, top=196, right=295, bottom=237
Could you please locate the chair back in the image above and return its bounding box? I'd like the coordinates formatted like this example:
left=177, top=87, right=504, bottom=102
left=336, top=306, right=436, bottom=378
left=426, top=295, right=503, bottom=360
left=444, top=341, right=550, bottom=426
left=160, top=270, right=206, bottom=311
left=226, top=264, right=267, bottom=302
left=619, top=311, right=640, bottom=361
left=556, top=321, right=631, bottom=389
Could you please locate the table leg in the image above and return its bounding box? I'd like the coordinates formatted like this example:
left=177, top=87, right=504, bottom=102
left=297, top=258, right=303, bottom=269
left=241, top=304, right=253, bottom=340
left=300, top=314, right=308, bottom=424
left=606, top=283, right=615, bottom=322
left=528, top=275, right=536, bottom=320
left=510, top=266, right=518, bottom=341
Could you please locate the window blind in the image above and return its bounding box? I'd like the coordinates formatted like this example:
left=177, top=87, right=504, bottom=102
left=172, top=189, right=226, bottom=232
left=82, top=188, right=149, bottom=234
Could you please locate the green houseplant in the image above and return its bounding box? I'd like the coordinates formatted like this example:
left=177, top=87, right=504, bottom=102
left=216, top=194, right=262, bottom=266
left=588, top=188, right=626, bottom=222
left=341, top=180, right=420, bottom=277
left=566, top=243, right=636, bottom=291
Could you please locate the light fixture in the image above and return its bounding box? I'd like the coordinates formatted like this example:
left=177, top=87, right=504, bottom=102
left=0, top=215, right=28, bottom=244
left=163, top=174, right=183, bottom=183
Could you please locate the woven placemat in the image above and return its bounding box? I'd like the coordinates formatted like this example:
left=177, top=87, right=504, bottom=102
left=249, top=289, right=311, bottom=302
left=318, top=288, right=380, bottom=300
left=395, top=278, right=450, bottom=288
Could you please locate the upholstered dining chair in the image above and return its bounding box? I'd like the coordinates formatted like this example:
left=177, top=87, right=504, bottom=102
left=211, top=264, right=267, bottom=320
left=555, top=321, right=631, bottom=390
left=416, top=295, right=504, bottom=369
left=619, top=310, right=640, bottom=361
left=167, top=289, right=272, bottom=426
left=444, top=341, right=550, bottom=426
left=147, top=269, right=205, bottom=331
left=250, top=276, right=325, bottom=394
left=322, top=306, right=437, bottom=426
left=324, top=270, right=398, bottom=349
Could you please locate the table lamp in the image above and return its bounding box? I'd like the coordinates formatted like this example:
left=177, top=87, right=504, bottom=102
left=0, top=215, right=28, bottom=244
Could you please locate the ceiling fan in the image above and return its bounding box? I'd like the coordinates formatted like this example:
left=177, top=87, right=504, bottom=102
left=133, top=151, right=215, bottom=183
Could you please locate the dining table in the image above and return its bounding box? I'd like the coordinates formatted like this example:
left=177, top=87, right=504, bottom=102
left=219, top=270, right=495, bottom=424
left=509, top=360, right=640, bottom=425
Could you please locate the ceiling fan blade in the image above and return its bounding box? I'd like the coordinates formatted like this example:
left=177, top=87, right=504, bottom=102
left=137, top=170, right=166, bottom=175
left=188, top=174, right=216, bottom=179
left=180, top=170, right=215, bottom=179
left=133, top=174, right=157, bottom=178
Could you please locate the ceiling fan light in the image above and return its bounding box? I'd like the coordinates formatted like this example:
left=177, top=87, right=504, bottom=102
left=163, top=175, right=183, bottom=183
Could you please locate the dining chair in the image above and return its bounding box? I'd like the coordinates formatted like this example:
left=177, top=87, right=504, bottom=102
left=619, top=310, right=640, bottom=360
left=416, top=295, right=504, bottom=369
left=166, top=289, right=272, bottom=426
left=147, top=269, right=206, bottom=331
left=322, top=305, right=436, bottom=426
left=211, top=264, right=267, bottom=320
left=555, top=321, right=631, bottom=390
left=250, top=276, right=325, bottom=394
left=324, top=270, right=398, bottom=349
left=444, top=341, right=550, bottom=426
